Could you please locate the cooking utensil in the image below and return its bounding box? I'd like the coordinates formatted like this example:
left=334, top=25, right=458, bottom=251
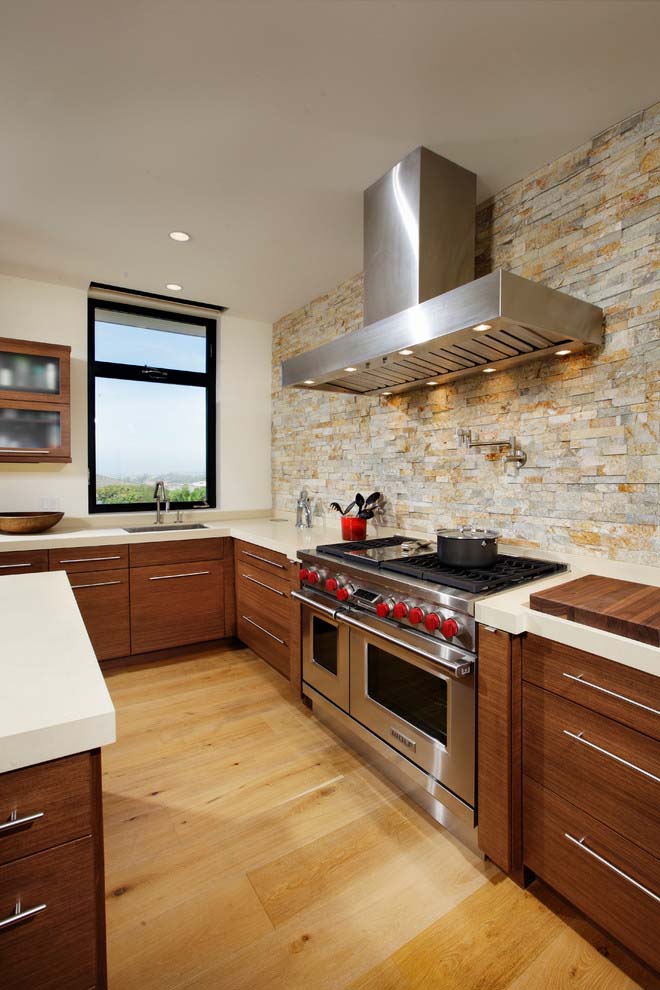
left=355, top=493, right=365, bottom=511
left=0, top=511, right=64, bottom=535
left=343, top=500, right=357, bottom=517
left=357, top=508, right=374, bottom=519
left=329, top=502, right=345, bottom=514
left=436, top=527, right=499, bottom=568
left=363, top=491, right=381, bottom=508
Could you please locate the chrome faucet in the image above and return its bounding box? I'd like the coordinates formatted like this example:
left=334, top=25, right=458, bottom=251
left=153, top=480, right=169, bottom=525
left=295, top=488, right=312, bottom=529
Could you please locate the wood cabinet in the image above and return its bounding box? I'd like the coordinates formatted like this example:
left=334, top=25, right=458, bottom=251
left=235, top=540, right=300, bottom=682
left=0, top=549, right=48, bottom=577
left=0, top=751, right=106, bottom=989
left=0, top=337, right=71, bottom=463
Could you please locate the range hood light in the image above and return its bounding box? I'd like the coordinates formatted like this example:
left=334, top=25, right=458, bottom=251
left=483, top=368, right=496, bottom=374
left=303, top=379, right=316, bottom=384
left=427, top=380, right=439, bottom=386
left=344, top=367, right=357, bottom=372
left=398, top=349, right=414, bottom=355
left=555, top=349, right=572, bottom=356
left=474, top=323, right=492, bottom=332
left=381, top=391, right=392, bottom=396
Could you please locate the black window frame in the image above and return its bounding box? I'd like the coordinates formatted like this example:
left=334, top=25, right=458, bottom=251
left=87, top=298, right=217, bottom=514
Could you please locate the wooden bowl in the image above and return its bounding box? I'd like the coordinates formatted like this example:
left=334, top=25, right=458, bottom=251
left=0, top=511, right=64, bottom=534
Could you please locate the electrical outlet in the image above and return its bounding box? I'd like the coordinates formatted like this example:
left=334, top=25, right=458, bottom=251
left=39, top=496, right=61, bottom=511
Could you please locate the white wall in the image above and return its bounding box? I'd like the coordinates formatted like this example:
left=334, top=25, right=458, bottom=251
left=0, top=273, right=272, bottom=516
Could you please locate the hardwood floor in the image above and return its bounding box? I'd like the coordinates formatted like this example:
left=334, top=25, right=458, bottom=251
left=102, top=643, right=658, bottom=990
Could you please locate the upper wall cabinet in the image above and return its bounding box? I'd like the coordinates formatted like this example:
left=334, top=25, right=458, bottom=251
left=0, top=337, right=72, bottom=463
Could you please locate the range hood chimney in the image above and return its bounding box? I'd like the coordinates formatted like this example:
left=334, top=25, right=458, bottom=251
left=282, top=148, right=603, bottom=396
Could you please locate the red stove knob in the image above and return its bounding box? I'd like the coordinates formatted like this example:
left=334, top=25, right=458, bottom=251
left=325, top=577, right=338, bottom=592
left=336, top=585, right=352, bottom=602
left=376, top=601, right=391, bottom=618
left=299, top=567, right=309, bottom=581
left=442, top=617, right=460, bottom=639
left=308, top=570, right=319, bottom=584
left=424, top=612, right=441, bottom=632
left=409, top=606, right=425, bottom=625
left=392, top=601, right=409, bottom=619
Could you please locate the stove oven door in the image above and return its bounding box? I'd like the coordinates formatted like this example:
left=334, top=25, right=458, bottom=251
left=296, top=589, right=350, bottom=712
left=346, top=612, right=475, bottom=808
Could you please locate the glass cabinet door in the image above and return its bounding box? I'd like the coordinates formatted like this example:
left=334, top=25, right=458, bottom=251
left=0, top=351, right=60, bottom=396
left=0, top=401, right=70, bottom=462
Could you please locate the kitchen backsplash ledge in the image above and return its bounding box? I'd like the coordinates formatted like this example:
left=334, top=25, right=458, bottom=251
left=272, top=100, right=660, bottom=564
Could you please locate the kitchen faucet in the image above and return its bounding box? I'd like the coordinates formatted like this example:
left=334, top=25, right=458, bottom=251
left=295, top=489, right=312, bottom=529
left=153, top=480, right=169, bottom=525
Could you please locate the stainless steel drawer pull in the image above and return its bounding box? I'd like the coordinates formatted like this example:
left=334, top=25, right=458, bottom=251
left=149, top=570, right=210, bottom=581
left=564, top=832, right=660, bottom=904
left=59, top=555, right=122, bottom=564
left=241, top=615, right=286, bottom=645
left=0, top=810, right=45, bottom=833
left=563, top=730, right=660, bottom=783
left=241, top=550, right=285, bottom=569
left=0, top=900, right=47, bottom=931
left=0, top=562, right=32, bottom=569
left=241, top=573, right=286, bottom=597
left=70, top=579, right=122, bottom=590
left=562, top=672, right=660, bottom=717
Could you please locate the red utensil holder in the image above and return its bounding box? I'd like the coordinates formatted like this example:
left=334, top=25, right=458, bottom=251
left=341, top=516, right=367, bottom=540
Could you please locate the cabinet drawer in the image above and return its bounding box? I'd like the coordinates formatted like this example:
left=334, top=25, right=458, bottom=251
left=237, top=612, right=290, bottom=678
left=130, top=560, right=225, bottom=654
left=49, top=544, right=128, bottom=574
left=129, top=537, right=225, bottom=567
left=0, top=754, right=92, bottom=867
left=0, top=836, right=96, bottom=990
left=236, top=562, right=291, bottom=626
left=524, top=776, right=660, bottom=972
left=523, top=682, right=660, bottom=858
left=0, top=549, right=48, bottom=576
left=522, top=633, right=660, bottom=740
left=235, top=539, right=288, bottom=578
left=68, top=568, right=130, bottom=661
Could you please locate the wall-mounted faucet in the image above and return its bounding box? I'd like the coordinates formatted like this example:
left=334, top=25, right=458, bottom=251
left=295, top=488, right=312, bottom=528
left=153, top=480, right=169, bottom=524
left=457, top=429, right=527, bottom=469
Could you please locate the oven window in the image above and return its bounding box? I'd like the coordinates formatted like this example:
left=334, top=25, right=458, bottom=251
left=367, top=645, right=447, bottom=745
left=312, top=616, right=338, bottom=676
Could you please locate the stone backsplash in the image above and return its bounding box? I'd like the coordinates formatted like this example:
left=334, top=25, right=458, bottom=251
left=272, top=101, right=660, bottom=563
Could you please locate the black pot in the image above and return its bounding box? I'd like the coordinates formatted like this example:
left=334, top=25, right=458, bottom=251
left=436, top=527, right=500, bottom=568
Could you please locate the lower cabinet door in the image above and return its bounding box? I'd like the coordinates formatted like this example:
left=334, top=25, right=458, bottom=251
left=68, top=568, right=130, bottom=661
left=0, top=836, right=96, bottom=990
left=130, top=560, right=225, bottom=654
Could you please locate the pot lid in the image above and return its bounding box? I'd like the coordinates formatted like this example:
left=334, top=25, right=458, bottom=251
left=436, top=527, right=500, bottom=540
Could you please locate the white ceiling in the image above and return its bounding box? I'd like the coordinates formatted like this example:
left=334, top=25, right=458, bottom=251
left=1, top=1, right=659, bottom=323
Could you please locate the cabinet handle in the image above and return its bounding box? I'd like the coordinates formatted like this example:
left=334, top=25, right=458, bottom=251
left=241, top=550, right=285, bottom=569
left=0, top=810, right=45, bottom=833
left=149, top=570, right=210, bottom=581
left=70, top=579, right=122, bottom=590
left=0, top=562, right=32, bottom=569
left=241, top=573, right=286, bottom=597
left=562, top=672, right=660, bottom=717
left=59, top=555, right=122, bottom=564
left=564, top=833, right=660, bottom=904
left=0, top=448, right=51, bottom=455
left=563, top=729, right=660, bottom=783
left=0, top=901, right=47, bottom=931
left=241, top=615, right=285, bottom=645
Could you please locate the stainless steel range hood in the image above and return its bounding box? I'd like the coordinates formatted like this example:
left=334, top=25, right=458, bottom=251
left=282, top=147, right=603, bottom=396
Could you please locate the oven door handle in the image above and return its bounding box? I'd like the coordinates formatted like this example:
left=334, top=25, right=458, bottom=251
left=340, top=610, right=474, bottom=679
left=291, top=588, right=346, bottom=621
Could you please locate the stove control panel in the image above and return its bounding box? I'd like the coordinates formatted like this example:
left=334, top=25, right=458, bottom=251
left=299, top=561, right=474, bottom=650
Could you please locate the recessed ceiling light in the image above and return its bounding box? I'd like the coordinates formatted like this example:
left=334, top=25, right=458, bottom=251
left=382, top=391, right=393, bottom=396
left=427, top=381, right=439, bottom=386
left=399, top=349, right=414, bottom=356
left=303, top=379, right=315, bottom=385
left=169, top=231, right=190, bottom=242
left=344, top=367, right=357, bottom=372
left=483, top=367, right=496, bottom=373
left=555, top=349, right=572, bottom=356
left=474, top=323, right=492, bottom=332
left=166, top=283, right=182, bottom=291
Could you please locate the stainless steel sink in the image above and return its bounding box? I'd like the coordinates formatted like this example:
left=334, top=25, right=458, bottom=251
left=123, top=523, right=209, bottom=533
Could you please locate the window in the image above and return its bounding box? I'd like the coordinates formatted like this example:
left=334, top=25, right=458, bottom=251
left=87, top=299, right=217, bottom=513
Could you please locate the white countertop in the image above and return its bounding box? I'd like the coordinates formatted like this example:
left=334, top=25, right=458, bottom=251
left=0, top=571, right=116, bottom=773
left=1, top=512, right=659, bottom=678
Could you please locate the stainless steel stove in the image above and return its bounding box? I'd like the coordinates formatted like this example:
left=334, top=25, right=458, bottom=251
left=294, top=536, right=567, bottom=854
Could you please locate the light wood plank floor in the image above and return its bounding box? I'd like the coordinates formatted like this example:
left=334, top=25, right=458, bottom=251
left=102, top=644, right=658, bottom=990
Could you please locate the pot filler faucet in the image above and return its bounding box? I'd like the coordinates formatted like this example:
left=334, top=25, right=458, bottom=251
left=153, top=480, right=169, bottom=525
left=296, top=489, right=312, bottom=529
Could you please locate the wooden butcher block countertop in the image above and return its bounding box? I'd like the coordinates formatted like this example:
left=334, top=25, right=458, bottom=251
left=529, top=574, right=660, bottom=647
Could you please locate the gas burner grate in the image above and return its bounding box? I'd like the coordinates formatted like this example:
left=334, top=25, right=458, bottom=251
left=383, top=553, right=568, bottom=593
left=316, top=536, right=408, bottom=561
